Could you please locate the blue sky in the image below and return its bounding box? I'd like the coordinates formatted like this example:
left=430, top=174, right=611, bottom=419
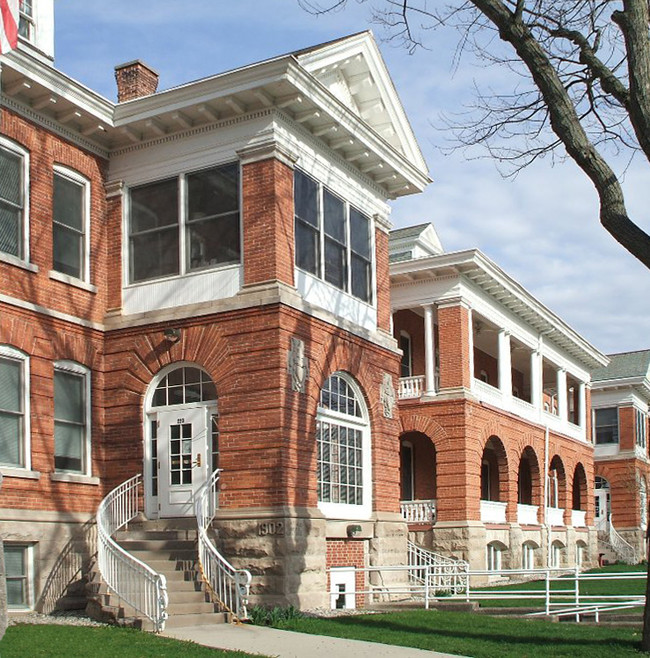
left=53, top=0, right=650, bottom=355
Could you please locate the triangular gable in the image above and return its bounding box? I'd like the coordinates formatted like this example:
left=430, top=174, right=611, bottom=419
left=295, top=31, right=428, bottom=176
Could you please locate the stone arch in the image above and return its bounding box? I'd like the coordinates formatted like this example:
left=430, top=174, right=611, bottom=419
left=518, top=446, right=541, bottom=507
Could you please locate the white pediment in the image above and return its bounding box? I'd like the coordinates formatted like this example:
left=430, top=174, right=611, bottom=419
left=295, top=32, right=428, bottom=176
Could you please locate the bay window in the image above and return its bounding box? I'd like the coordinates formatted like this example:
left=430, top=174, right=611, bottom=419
left=129, top=162, right=240, bottom=283
left=294, top=169, right=372, bottom=303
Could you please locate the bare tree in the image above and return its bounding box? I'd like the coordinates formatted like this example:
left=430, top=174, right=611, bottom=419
left=299, top=0, right=650, bottom=269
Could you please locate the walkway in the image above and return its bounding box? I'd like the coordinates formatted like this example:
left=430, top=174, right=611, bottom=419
left=164, top=623, right=465, bottom=657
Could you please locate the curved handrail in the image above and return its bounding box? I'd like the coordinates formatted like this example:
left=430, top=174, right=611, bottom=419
left=195, top=469, right=252, bottom=620
left=609, top=514, right=637, bottom=564
left=407, top=540, right=469, bottom=595
left=96, top=474, right=168, bottom=632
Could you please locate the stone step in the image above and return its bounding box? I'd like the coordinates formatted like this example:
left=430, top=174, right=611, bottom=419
left=124, top=549, right=197, bottom=563
left=127, top=518, right=198, bottom=532
left=167, top=589, right=209, bottom=604
left=117, top=538, right=196, bottom=552
left=164, top=612, right=229, bottom=629
left=115, top=529, right=198, bottom=542
left=167, top=600, right=216, bottom=615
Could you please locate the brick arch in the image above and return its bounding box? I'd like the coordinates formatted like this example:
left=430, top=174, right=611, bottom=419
left=481, top=435, right=510, bottom=504
left=518, top=445, right=541, bottom=507
left=398, top=413, right=449, bottom=451
left=572, top=462, right=588, bottom=511
left=549, top=454, right=568, bottom=509
left=50, top=331, right=102, bottom=370
left=0, top=316, right=36, bottom=356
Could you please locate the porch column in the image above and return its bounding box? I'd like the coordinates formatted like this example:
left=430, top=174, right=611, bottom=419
left=423, top=303, right=436, bottom=396
left=530, top=349, right=541, bottom=413
left=578, top=382, right=587, bottom=430
left=498, top=329, right=512, bottom=400
left=557, top=368, right=568, bottom=421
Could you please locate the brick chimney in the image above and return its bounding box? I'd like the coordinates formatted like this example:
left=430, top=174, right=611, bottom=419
left=114, top=60, right=159, bottom=102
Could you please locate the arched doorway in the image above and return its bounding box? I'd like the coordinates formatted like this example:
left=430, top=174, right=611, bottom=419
left=144, top=363, right=218, bottom=518
left=594, top=476, right=610, bottom=531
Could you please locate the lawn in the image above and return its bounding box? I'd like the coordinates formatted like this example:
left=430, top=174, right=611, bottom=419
left=277, top=609, right=649, bottom=657
left=474, top=563, right=647, bottom=609
left=0, top=624, right=262, bottom=658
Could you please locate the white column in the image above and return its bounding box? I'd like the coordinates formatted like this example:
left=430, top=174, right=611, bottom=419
left=557, top=368, right=568, bottom=421
left=578, top=382, right=587, bottom=430
left=498, top=330, right=512, bottom=398
left=424, top=304, right=436, bottom=396
left=530, top=349, right=541, bottom=412
left=389, top=313, right=394, bottom=336
left=467, top=308, right=474, bottom=390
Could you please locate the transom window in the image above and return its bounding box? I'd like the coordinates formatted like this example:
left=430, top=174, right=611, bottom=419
left=152, top=366, right=217, bottom=407
left=53, top=167, right=89, bottom=280
left=54, top=361, right=90, bottom=474
left=594, top=407, right=619, bottom=444
left=0, top=345, right=28, bottom=468
left=317, top=373, right=370, bottom=517
left=0, top=140, right=28, bottom=260
left=294, top=169, right=372, bottom=303
left=129, top=162, right=240, bottom=283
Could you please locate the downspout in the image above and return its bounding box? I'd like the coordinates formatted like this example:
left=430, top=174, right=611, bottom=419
left=544, top=424, right=550, bottom=567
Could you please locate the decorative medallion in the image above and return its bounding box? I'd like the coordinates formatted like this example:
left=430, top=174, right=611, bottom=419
left=288, top=337, right=309, bottom=393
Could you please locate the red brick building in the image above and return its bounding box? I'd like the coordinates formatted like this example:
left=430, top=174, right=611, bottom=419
left=390, top=224, right=607, bottom=572
left=591, top=351, right=650, bottom=562
left=0, top=2, right=429, bottom=614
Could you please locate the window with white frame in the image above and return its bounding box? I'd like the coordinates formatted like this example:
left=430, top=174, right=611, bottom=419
left=522, top=542, right=536, bottom=570
left=54, top=361, right=90, bottom=474
left=636, top=408, right=647, bottom=451
left=576, top=542, right=585, bottom=568
left=0, top=345, right=29, bottom=468
left=6, top=544, right=31, bottom=609
left=550, top=541, right=564, bottom=568
left=53, top=167, right=90, bottom=281
left=594, top=407, right=619, bottom=444
left=317, top=372, right=370, bottom=517
left=128, top=162, right=239, bottom=283
left=0, top=139, right=28, bottom=260
left=18, top=0, right=34, bottom=41
left=294, top=169, right=372, bottom=304
left=486, top=542, right=503, bottom=571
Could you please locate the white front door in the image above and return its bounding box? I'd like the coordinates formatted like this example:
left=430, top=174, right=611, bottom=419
left=157, top=407, right=208, bottom=517
left=594, top=488, right=610, bottom=531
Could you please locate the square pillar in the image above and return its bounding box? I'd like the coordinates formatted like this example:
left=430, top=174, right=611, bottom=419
left=530, top=349, right=541, bottom=413
left=497, top=329, right=512, bottom=400
left=437, top=298, right=472, bottom=390
left=423, top=304, right=436, bottom=396
left=557, top=368, right=568, bottom=421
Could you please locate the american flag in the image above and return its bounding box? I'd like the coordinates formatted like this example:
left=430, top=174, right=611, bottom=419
left=0, top=0, right=19, bottom=55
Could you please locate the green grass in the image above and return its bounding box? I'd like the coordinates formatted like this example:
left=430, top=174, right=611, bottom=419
left=276, top=609, right=648, bottom=657
left=476, top=564, right=647, bottom=608
left=0, top=624, right=262, bottom=657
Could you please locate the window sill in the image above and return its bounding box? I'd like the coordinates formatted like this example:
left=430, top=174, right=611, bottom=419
left=0, top=252, right=39, bottom=273
left=0, top=467, right=41, bottom=480
left=50, top=472, right=100, bottom=485
left=49, top=270, right=97, bottom=293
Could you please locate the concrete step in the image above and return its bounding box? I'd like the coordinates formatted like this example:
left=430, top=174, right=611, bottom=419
left=115, top=529, right=198, bottom=542
left=117, top=539, right=196, bottom=552
left=167, top=589, right=209, bottom=605
left=167, top=600, right=216, bottom=615
left=124, top=549, right=197, bottom=563
left=164, top=612, right=229, bottom=629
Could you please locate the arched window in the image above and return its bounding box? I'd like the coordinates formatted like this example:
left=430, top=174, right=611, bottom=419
left=576, top=541, right=587, bottom=568
left=152, top=365, right=217, bottom=407
left=486, top=541, right=505, bottom=571
left=550, top=540, right=564, bottom=568
left=317, top=372, right=371, bottom=518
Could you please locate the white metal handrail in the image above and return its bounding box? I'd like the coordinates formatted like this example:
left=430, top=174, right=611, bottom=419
left=96, top=474, right=168, bottom=632
left=609, top=515, right=638, bottom=564
left=407, top=540, right=469, bottom=596
left=195, top=469, right=252, bottom=620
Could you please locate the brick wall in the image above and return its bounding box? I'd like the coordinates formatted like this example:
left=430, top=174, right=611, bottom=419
left=437, top=303, right=471, bottom=390
left=326, top=539, right=365, bottom=608
left=242, top=157, right=294, bottom=287
left=0, top=109, right=109, bottom=324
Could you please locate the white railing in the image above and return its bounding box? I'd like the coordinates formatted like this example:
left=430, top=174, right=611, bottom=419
left=195, top=469, right=252, bottom=620
left=547, top=506, right=565, bottom=526
left=400, top=499, right=437, bottom=524
left=473, top=378, right=503, bottom=406
left=609, top=516, right=638, bottom=564
left=571, top=509, right=587, bottom=527
left=408, top=541, right=468, bottom=596
left=398, top=376, right=425, bottom=399
left=96, top=474, right=168, bottom=632
left=480, top=500, right=507, bottom=524
left=517, top=504, right=539, bottom=525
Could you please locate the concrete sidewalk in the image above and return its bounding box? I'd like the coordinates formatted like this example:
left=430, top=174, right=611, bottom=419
left=164, top=623, right=464, bottom=657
